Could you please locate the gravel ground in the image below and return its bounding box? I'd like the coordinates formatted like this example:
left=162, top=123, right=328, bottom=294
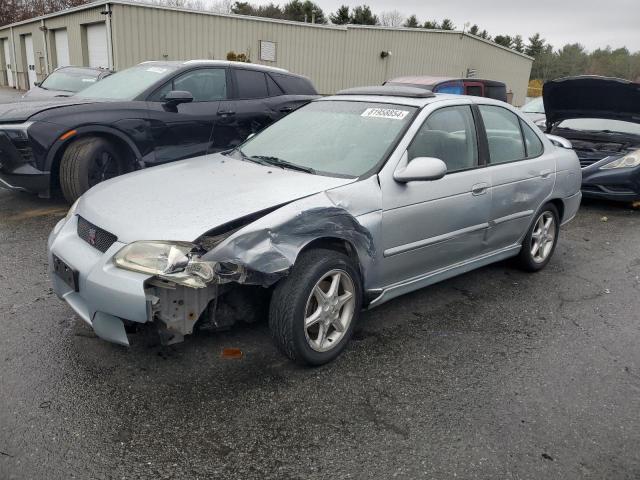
left=0, top=187, right=639, bottom=479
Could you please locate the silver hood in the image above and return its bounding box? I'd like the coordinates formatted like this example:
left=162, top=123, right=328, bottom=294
left=77, top=154, right=354, bottom=243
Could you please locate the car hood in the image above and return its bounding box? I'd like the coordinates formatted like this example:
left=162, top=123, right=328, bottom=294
left=0, top=97, right=96, bottom=122
left=78, top=153, right=355, bottom=243
left=543, top=76, right=640, bottom=126
left=22, top=87, right=74, bottom=100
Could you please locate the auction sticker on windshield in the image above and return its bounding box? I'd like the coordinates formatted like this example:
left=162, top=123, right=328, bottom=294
left=361, top=108, right=409, bottom=120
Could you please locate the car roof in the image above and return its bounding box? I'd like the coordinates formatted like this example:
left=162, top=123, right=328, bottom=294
left=321, top=86, right=514, bottom=109
left=139, top=59, right=290, bottom=74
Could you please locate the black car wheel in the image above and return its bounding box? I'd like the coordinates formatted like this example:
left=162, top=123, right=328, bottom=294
left=59, top=137, right=126, bottom=203
left=269, top=248, right=362, bottom=366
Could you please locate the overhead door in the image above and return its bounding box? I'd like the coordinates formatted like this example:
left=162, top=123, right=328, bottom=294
left=54, top=29, right=70, bottom=68
left=24, top=34, right=37, bottom=89
left=86, top=23, right=108, bottom=68
left=2, top=39, right=13, bottom=87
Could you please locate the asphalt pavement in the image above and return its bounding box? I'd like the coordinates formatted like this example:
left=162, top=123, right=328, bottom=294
left=1, top=85, right=639, bottom=478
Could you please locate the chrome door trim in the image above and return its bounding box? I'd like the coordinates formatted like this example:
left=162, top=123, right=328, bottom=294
left=369, top=244, right=522, bottom=307
left=383, top=222, right=489, bottom=257
left=491, top=210, right=534, bottom=225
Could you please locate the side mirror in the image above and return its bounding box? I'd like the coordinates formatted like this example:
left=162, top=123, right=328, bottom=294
left=164, top=90, right=193, bottom=106
left=34, top=81, right=40, bottom=87
left=394, top=157, right=447, bottom=183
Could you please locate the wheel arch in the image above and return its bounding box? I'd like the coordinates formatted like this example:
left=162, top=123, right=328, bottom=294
left=46, top=126, right=142, bottom=192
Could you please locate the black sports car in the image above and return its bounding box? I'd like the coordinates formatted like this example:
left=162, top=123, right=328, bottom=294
left=0, top=60, right=319, bottom=202
left=544, top=76, right=640, bottom=202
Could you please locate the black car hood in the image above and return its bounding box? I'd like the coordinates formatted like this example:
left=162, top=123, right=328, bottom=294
left=0, top=97, right=98, bottom=123
left=543, top=76, right=640, bottom=126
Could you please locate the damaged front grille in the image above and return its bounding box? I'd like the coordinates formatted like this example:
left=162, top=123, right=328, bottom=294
left=77, top=216, right=117, bottom=253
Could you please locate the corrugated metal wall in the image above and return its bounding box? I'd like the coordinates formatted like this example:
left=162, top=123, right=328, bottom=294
left=0, top=6, right=105, bottom=89
left=0, top=1, right=533, bottom=104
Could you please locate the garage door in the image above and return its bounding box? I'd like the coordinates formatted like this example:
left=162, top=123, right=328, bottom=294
left=24, top=34, right=37, bottom=89
left=2, top=39, right=13, bottom=87
left=86, top=23, right=108, bottom=68
left=54, top=29, right=70, bottom=68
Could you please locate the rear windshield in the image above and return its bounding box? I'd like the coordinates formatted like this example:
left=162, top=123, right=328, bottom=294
left=237, top=100, right=416, bottom=177
left=40, top=67, right=101, bottom=93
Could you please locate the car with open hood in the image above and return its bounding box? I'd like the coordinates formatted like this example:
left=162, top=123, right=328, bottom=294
left=48, top=85, right=582, bottom=365
left=543, top=75, right=640, bottom=202
left=0, top=60, right=318, bottom=202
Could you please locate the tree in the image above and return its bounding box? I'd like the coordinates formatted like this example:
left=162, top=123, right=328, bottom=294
left=512, top=35, right=524, bottom=53
left=493, top=35, right=513, bottom=48
left=282, top=0, right=326, bottom=23
left=525, top=33, right=546, bottom=58
left=440, top=18, right=455, bottom=30
left=555, top=43, right=588, bottom=77
left=478, top=29, right=490, bottom=40
left=379, top=10, right=404, bottom=27
left=329, top=4, right=350, bottom=24
left=350, top=5, right=377, bottom=25
left=423, top=20, right=439, bottom=29
left=469, top=24, right=479, bottom=35
left=403, top=14, right=419, bottom=28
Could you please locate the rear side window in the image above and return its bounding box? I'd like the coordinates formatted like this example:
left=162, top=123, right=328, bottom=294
left=270, top=73, right=317, bottom=95
left=520, top=119, right=544, bottom=157
left=266, top=74, right=284, bottom=96
left=235, top=69, right=268, bottom=99
left=479, top=105, right=526, bottom=164
left=408, top=105, right=478, bottom=173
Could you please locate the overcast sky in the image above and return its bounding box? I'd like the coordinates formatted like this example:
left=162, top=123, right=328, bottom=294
left=251, top=0, right=639, bottom=52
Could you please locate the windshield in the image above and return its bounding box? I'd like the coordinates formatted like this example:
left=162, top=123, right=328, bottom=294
left=557, top=118, right=640, bottom=137
left=76, top=64, right=178, bottom=100
left=237, top=100, right=417, bottom=177
left=40, top=67, right=101, bottom=92
left=522, top=97, right=544, bottom=113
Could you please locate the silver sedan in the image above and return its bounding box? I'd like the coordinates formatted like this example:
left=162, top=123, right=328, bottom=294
left=48, top=85, right=582, bottom=365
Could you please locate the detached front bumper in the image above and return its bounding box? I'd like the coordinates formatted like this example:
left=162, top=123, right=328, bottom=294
left=48, top=214, right=152, bottom=346
left=581, top=163, right=640, bottom=202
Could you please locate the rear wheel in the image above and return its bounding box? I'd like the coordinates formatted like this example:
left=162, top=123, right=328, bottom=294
left=59, top=137, right=127, bottom=203
left=269, top=249, right=362, bottom=365
left=517, top=204, right=560, bottom=272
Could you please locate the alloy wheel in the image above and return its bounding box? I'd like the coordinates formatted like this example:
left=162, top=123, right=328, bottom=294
left=304, top=269, right=356, bottom=352
left=530, top=211, right=556, bottom=263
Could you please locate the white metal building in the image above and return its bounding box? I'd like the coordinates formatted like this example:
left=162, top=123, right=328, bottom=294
left=0, top=1, right=533, bottom=104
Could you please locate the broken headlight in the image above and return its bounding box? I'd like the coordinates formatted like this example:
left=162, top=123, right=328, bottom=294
left=600, top=150, right=640, bottom=169
left=114, top=241, right=214, bottom=288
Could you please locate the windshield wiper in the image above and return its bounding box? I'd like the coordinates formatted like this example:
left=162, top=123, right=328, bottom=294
left=250, top=155, right=315, bottom=174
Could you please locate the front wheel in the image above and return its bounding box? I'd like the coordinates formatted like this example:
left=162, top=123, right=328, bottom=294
left=59, top=137, right=127, bottom=203
left=269, top=249, right=362, bottom=365
left=517, top=204, right=560, bottom=272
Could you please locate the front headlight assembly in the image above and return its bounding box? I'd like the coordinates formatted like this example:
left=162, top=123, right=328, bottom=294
left=114, top=241, right=214, bottom=288
left=600, top=149, right=640, bottom=169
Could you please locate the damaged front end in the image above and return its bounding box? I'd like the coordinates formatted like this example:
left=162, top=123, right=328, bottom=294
left=119, top=195, right=377, bottom=345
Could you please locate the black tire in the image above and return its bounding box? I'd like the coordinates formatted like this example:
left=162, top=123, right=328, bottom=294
left=516, top=203, right=560, bottom=272
left=59, top=137, right=127, bottom=203
left=269, top=248, right=362, bottom=366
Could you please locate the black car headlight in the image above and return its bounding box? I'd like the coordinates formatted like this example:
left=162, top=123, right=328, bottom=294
left=0, top=122, right=35, bottom=165
left=600, top=149, right=640, bottom=170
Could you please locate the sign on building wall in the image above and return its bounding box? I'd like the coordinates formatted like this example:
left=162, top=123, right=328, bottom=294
left=260, top=40, right=276, bottom=62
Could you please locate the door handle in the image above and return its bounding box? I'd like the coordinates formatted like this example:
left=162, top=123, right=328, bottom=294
left=471, top=183, right=488, bottom=195
left=217, top=110, right=235, bottom=116
left=540, top=169, right=552, bottom=178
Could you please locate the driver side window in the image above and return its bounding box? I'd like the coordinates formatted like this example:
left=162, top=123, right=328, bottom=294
left=407, top=105, right=478, bottom=173
left=149, top=68, right=228, bottom=102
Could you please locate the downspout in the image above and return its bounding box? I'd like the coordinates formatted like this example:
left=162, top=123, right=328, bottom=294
left=105, top=3, right=114, bottom=70
left=40, top=19, right=50, bottom=75
left=9, top=26, right=17, bottom=88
